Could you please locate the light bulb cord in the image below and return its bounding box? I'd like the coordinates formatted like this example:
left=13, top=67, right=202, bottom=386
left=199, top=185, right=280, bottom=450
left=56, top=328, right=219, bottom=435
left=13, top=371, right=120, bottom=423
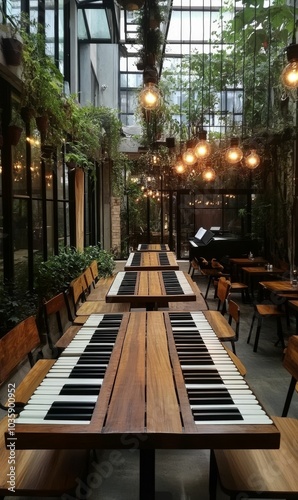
left=292, top=0, right=297, bottom=44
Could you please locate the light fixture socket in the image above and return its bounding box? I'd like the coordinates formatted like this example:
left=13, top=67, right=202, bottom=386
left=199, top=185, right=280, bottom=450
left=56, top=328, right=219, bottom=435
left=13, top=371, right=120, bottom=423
left=286, top=43, right=298, bottom=62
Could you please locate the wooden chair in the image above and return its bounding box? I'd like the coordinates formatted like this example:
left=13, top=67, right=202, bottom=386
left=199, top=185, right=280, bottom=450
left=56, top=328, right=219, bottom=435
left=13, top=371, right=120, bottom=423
left=209, top=334, right=298, bottom=500
left=216, top=277, right=231, bottom=315
left=67, top=272, right=130, bottom=326
left=0, top=316, right=88, bottom=498
left=247, top=303, right=285, bottom=352
left=227, top=299, right=240, bottom=354
left=43, top=292, right=81, bottom=354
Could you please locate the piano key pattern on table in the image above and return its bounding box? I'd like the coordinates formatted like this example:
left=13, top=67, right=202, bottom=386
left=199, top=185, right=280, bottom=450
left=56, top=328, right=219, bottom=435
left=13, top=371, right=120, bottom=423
left=137, top=244, right=169, bottom=251
left=12, top=311, right=278, bottom=457
left=126, top=252, right=171, bottom=268
left=107, top=271, right=194, bottom=299
left=168, top=311, right=272, bottom=425
left=16, top=314, right=123, bottom=425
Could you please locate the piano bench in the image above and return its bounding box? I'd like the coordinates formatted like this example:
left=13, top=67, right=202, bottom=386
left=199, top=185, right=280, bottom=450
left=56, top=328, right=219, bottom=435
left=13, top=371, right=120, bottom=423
left=0, top=359, right=89, bottom=497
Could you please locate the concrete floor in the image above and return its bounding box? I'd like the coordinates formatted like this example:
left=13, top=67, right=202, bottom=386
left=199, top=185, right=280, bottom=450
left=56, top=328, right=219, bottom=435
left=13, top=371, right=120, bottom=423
left=4, top=260, right=298, bottom=500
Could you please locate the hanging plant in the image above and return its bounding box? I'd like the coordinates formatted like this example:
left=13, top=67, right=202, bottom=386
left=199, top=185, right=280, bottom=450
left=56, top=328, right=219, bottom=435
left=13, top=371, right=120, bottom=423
left=0, top=22, right=23, bottom=66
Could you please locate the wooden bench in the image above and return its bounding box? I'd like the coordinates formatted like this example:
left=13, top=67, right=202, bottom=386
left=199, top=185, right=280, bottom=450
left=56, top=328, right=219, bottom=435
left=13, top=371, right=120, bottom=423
left=0, top=316, right=88, bottom=497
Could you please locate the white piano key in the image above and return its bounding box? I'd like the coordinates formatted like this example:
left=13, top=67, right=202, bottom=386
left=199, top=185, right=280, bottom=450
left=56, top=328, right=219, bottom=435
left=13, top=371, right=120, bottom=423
left=193, top=416, right=273, bottom=425
left=27, top=395, right=98, bottom=404
left=40, top=378, right=103, bottom=386
left=16, top=414, right=91, bottom=425
left=191, top=404, right=265, bottom=412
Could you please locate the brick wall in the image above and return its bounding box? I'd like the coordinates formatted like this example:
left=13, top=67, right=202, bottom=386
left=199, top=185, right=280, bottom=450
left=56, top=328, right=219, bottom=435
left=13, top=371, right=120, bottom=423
left=111, top=197, right=121, bottom=255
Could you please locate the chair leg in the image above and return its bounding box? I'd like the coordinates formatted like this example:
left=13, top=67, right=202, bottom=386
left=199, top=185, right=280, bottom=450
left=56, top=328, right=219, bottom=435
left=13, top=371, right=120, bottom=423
left=253, top=316, right=262, bottom=352
left=247, top=313, right=256, bottom=344
left=209, top=450, right=218, bottom=500
left=282, top=376, right=296, bottom=416
left=275, top=316, right=285, bottom=349
left=204, top=275, right=212, bottom=300
left=231, top=340, right=236, bottom=354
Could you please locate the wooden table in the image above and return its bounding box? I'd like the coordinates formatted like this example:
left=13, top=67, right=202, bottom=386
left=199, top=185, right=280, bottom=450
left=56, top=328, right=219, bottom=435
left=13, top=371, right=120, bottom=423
left=229, top=257, right=267, bottom=280
left=125, top=251, right=179, bottom=271
left=137, top=243, right=170, bottom=252
left=106, top=270, right=197, bottom=309
left=242, top=267, right=284, bottom=298
left=11, top=311, right=280, bottom=500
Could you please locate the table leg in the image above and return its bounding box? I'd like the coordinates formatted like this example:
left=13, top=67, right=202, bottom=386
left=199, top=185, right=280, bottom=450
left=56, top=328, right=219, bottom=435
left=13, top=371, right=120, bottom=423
left=140, top=449, right=155, bottom=499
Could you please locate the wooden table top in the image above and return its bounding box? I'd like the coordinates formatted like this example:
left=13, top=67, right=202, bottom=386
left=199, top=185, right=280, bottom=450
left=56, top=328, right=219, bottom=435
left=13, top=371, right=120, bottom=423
left=106, top=270, right=196, bottom=305
left=137, top=244, right=170, bottom=252
left=125, top=251, right=179, bottom=271
left=242, top=266, right=284, bottom=275
left=12, top=311, right=279, bottom=451
left=229, top=257, right=267, bottom=266
left=259, top=280, right=298, bottom=293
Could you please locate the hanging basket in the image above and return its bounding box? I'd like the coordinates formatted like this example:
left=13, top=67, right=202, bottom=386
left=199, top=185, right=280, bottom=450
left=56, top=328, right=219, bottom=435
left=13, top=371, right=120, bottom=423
left=116, top=0, right=144, bottom=10
left=7, top=125, right=23, bottom=146
left=2, top=37, right=23, bottom=66
left=35, top=115, right=49, bottom=134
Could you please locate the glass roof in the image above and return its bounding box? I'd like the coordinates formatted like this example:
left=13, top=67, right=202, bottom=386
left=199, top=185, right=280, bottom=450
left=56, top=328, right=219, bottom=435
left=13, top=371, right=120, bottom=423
left=78, top=7, right=111, bottom=41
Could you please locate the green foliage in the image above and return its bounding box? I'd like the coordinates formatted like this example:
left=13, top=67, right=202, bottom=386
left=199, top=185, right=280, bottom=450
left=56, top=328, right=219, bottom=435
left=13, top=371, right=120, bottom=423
left=0, top=284, right=38, bottom=338
left=36, top=245, right=116, bottom=300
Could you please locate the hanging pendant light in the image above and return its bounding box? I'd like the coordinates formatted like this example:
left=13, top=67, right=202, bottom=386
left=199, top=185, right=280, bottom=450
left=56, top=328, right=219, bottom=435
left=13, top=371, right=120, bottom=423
left=244, top=149, right=260, bottom=169
left=281, top=44, right=298, bottom=89
left=182, top=140, right=197, bottom=166
left=139, top=83, right=161, bottom=110
left=202, top=165, right=216, bottom=181
left=193, top=130, right=211, bottom=159
left=116, top=0, right=144, bottom=11
left=281, top=0, right=298, bottom=89
left=225, top=138, right=243, bottom=165
left=174, top=154, right=186, bottom=174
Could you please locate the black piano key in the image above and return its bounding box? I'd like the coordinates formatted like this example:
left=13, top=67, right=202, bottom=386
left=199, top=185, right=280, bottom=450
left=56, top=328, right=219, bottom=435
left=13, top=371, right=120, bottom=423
left=131, top=253, right=141, bottom=266
left=44, top=401, right=96, bottom=420
left=69, top=367, right=107, bottom=378
left=187, top=388, right=234, bottom=405
left=192, top=408, right=243, bottom=421
left=158, top=253, right=170, bottom=265
left=59, top=384, right=101, bottom=395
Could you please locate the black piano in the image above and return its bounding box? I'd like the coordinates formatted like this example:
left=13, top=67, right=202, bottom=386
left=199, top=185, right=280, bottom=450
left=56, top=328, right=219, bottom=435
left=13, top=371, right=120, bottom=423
left=189, top=233, right=262, bottom=264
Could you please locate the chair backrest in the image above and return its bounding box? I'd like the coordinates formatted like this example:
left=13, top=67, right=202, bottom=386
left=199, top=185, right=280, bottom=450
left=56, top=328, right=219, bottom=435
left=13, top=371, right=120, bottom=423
left=283, top=335, right=298, bottom=379
left=282, top=334, right=298, bottom=416
left=90, top=260, right=99, bottom=282
left=217, top=277, right=231, bottom=315
left=0, top=316, right=40, bottom=385
left=43, top=292, right=72, bottom=349
left=84, top=266, right=94, bottom=293
left=69, top=275, right=86, bottom=313
left=217, top=277, right=231, bottom=302
left=228, top=299, right=240, bottom=341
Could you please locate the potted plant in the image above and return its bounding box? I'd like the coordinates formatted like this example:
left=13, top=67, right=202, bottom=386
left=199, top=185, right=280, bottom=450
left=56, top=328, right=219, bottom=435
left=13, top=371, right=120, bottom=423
left=0, top=21, right=23, bottom=66
left=7, top=108, right=23, bottom=146
left=18, top=20, right=66, bottom=145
